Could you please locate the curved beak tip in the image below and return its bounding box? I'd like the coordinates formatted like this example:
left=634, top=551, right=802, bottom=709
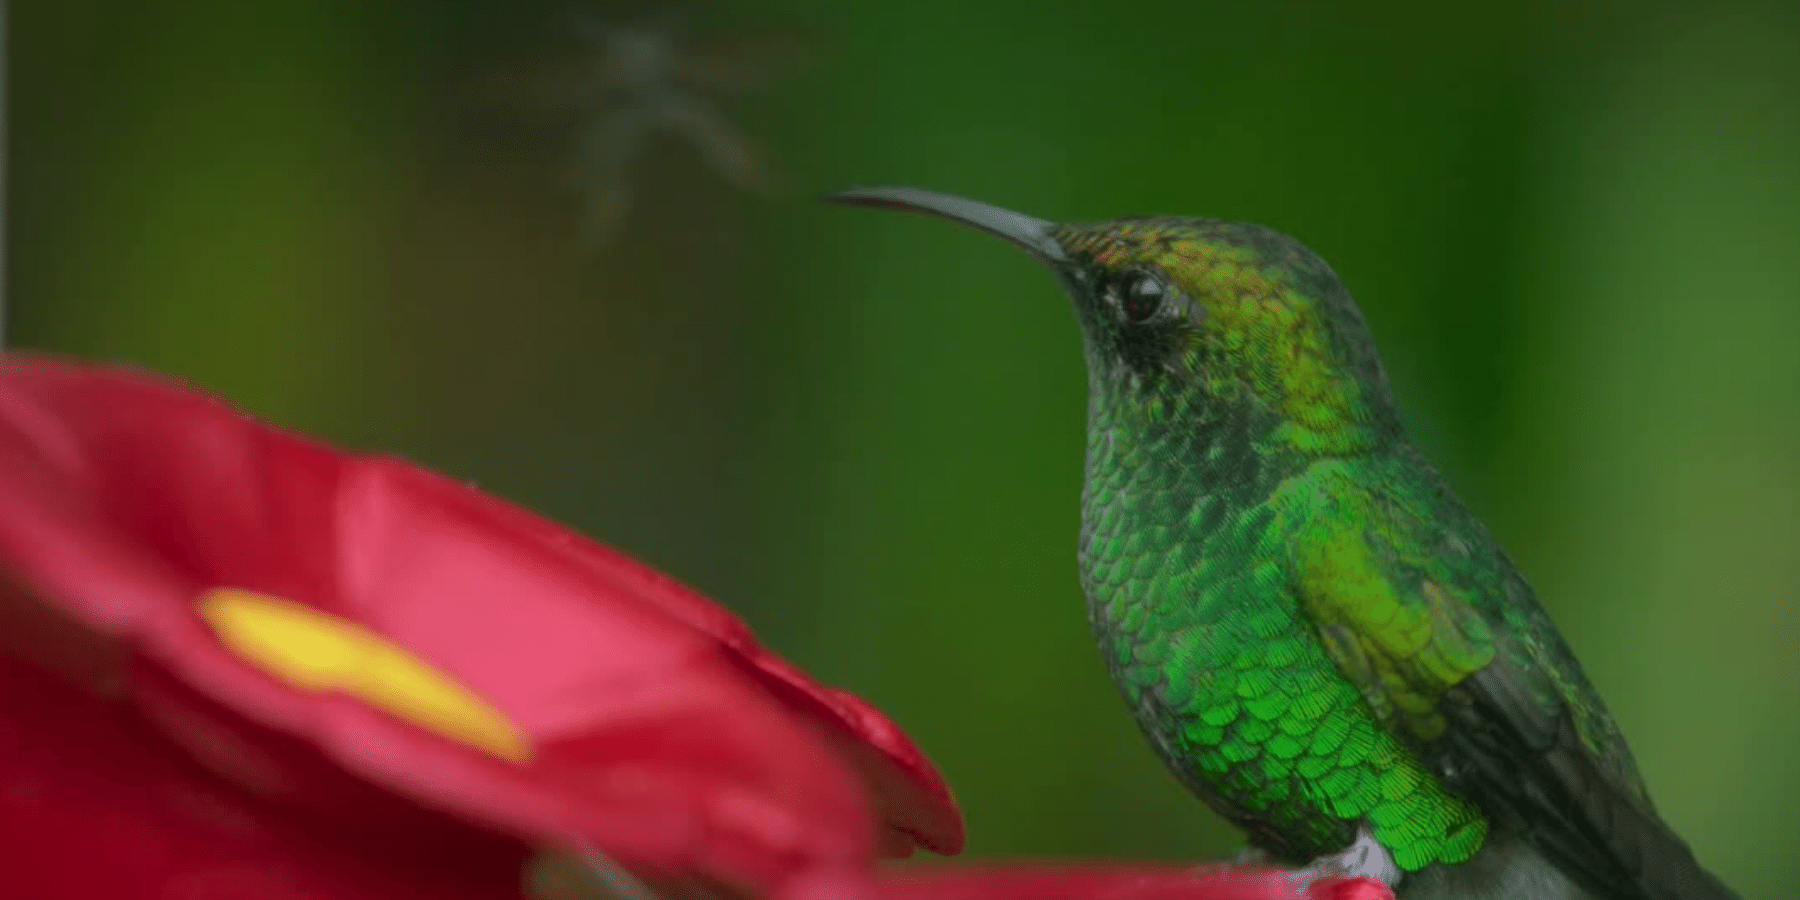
left=823, top=186, right=923, bottom=210
left=826, top=186, right=1067, bottom=264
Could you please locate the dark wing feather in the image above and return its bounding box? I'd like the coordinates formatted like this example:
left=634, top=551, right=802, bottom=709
left=1291, top=452, right=1739, bottom=900
left=1444, top=638, right=1741, bottom=900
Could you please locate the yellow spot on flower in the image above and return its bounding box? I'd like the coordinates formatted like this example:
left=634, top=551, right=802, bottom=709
left=198, top=588, right=531, bottom=762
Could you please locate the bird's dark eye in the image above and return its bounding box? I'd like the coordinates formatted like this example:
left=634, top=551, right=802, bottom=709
left=1114, top=269, right=1167, bottom=323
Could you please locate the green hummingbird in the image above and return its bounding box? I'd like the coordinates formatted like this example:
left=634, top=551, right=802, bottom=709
left=831, top=187, right=1742, bottom=900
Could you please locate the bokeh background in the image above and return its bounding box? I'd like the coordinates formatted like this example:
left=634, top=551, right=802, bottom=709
left=11, top=1, right=1798, bottom=897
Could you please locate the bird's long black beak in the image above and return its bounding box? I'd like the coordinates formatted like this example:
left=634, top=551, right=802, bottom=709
left=828, top=186, right=1069, bottom=266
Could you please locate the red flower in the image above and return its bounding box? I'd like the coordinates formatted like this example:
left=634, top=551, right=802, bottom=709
left=0, top=354, right=1390, bottom=900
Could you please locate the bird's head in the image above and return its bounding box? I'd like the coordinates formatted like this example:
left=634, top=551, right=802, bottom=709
left=833, top=187, right=1402, bottom=455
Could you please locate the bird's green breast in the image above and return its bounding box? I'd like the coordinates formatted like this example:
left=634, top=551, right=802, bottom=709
left=1078, top=400, right=1488, bottom=872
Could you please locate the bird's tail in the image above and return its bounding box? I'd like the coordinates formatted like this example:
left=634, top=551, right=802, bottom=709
left=1633, top=832, right=1741, bottom=900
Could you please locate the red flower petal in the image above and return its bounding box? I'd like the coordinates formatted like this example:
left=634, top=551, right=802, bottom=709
left=873, top=866, right=1393, bottom=900
left=0, top=654, right=531, bottom=900
left=0, top=354, right=963, bottom=899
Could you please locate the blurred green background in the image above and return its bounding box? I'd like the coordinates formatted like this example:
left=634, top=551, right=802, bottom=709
left=12, top=1, right=1798, bottom=897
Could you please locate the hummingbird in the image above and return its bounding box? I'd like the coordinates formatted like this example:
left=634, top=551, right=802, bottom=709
left=830, top=187, right=1742, bottom=900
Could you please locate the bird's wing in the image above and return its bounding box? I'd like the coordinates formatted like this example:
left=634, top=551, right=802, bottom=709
left=1282, top=457, right=1737, bottom=900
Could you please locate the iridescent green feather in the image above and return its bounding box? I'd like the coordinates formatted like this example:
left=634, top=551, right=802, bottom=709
left=1081, top=386, right=1491, bottom=871
left=834, top=187, right=1739, bottom=900
left=1065, top=216, right=1648, bottom=876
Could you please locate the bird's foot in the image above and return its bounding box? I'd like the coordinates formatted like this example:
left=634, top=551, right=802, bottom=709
left=1301, top=824, right=1402, bottom=889
left=1216, top=838, right=1396, bottom=900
